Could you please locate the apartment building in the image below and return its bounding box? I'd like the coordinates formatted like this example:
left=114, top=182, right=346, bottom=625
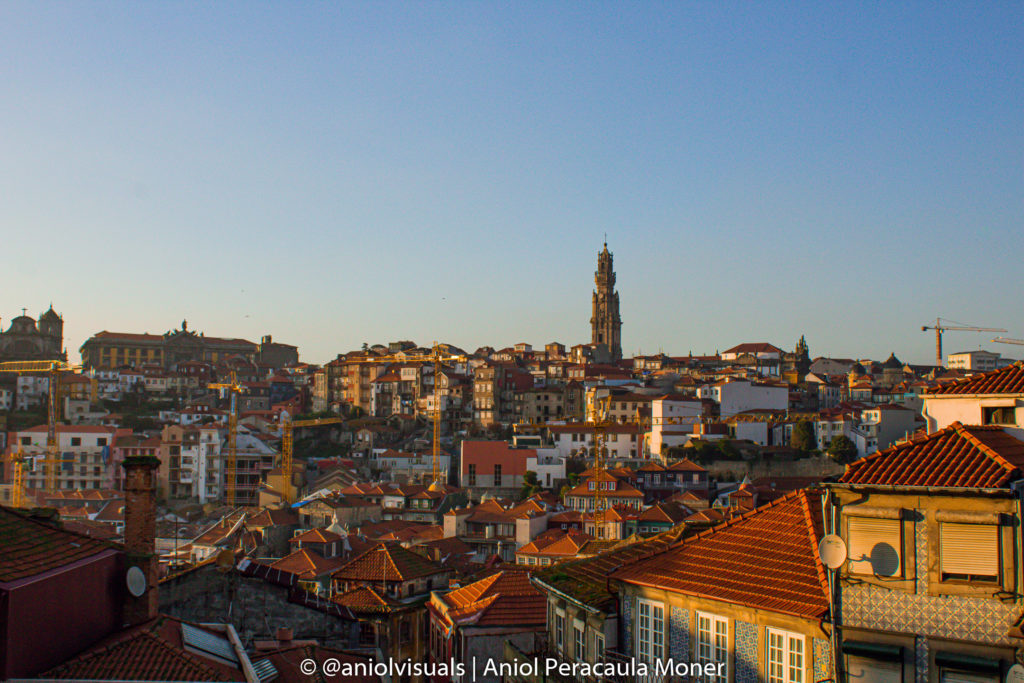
left=9, top=424, right=130, bottom=491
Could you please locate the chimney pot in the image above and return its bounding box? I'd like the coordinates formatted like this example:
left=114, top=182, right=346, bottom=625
left=277, top=627, right=293, bottom=644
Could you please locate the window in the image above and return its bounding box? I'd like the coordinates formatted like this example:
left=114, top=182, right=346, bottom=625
left=594, top=633, right=605, bottom=661
left=555, top=612, right=565, bottom=652
left=940, top=523, right=999, bottom=581
left=848, top=517, right=902, bottom=577
left=636, top=599, right=664, bottom=664
left=97, top=438, right=107, bottom=446
left=494, top=464, right=502, bottom=486
left=71, top=437, right=81, bottom=446
left=696, top=612, right=728, bottom=682
left=982, top=406, right=1015, bottom=426
left=845, top=657, right=901, bottom=683
left=573, top=620, right=585, bottom=661
left=467, top=464, right=476, bottom=486
left=21, top=437, right=30, bottom=446
left=767, top=628, right=804, bottom=683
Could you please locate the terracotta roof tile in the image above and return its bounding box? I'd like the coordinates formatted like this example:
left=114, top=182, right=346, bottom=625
left=839, top=422, right=1024, bottom=488
left=290, top=528, right=343, bottom=545
left=331, top=585, right=396, bottom=613
left=268, top=548, right=344, bottom=580
left=0, top=506, right=117, bottom=582
left=611, top=489, right=828, bottom=619
left=332, top=543, right=445, bottom=583
left=440, top=569, right=546, bottom=627
left=926, top=362, right=1024, bottom=395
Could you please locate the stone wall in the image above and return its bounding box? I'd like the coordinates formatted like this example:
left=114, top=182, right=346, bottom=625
left=703, top=454, right=844, bottom=482
left=159, top=566, right=358, bottom=648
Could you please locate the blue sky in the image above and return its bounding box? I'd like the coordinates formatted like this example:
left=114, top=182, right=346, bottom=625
left=1, top=2, right=1021, bottom=364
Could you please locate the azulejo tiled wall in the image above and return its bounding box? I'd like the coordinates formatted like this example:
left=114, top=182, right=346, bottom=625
left=669, top=606, right=689, bottom=661
left=915, top=637, right=928, bottom=683
left=734, top=620, right=758, bottom=683
left=843, top=512, right=1019, bottom=645
left=812, top=638, right=833, bottom=682
left=622, top=600, right=633, bottom=657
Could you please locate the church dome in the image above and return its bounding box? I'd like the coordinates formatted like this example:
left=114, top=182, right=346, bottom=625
left=7, top=315, right=37, bottom=334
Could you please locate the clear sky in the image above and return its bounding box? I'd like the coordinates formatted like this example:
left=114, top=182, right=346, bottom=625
left=1, top=2, right=1021, bottom=365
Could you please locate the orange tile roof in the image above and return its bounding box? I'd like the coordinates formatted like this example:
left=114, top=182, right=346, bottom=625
left=267, top=548, right=344, bottom=580
left=43, top=616, right=242, bottom=681
left=331, top=585, right=396, bottom=613
left=0, top=507, right=118, bottom=582
left=926, top=362, right=1024, bottom=395
left=332, top=543, right=446, bottom=583
left=289, top=527, right=343, bottom=545
left=839, top=422, right=1024, bottom=488
left=440, top=569, right=547, bottom=628
left=254, top=645, right=378, bottom=683
left=612, top=489, right=828, bottom=619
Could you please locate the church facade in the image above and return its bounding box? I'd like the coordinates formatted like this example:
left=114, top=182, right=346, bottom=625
left=0, top=307, right=66, bottom=363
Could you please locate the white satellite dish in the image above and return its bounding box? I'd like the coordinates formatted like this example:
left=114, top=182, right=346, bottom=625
left=1007, top=664, right=1024, bottom=683
left=818, top=534, right=848, bottom=570
left=126, top=566, right=147, bottom=597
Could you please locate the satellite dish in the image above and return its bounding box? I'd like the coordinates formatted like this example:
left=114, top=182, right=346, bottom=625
left=1007, top=664, right=1024, bottom=683
left=818, top=534, right=848, bottom=570
left=126, top=566, right=147, bottom=597
left=216, top=549, right=235, bottom=573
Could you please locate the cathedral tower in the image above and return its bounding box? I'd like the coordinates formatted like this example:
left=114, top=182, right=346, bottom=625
left=590, top=242, right=622, bottom=361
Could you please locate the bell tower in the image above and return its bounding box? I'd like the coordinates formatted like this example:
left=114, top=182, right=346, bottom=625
left=590, top=242, right=622, bottom=361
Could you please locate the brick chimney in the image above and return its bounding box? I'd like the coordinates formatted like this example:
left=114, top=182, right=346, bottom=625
left=276, top=627, right=293, bottom=646
left=122, top=455, right=161, bottom=626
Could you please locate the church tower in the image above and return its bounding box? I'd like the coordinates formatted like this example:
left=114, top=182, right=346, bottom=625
left=590, top=242, right=622, bottom=361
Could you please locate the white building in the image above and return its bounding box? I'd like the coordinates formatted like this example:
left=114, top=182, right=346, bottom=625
left=647, top=396, right=703, bottom=456
left=697, top=378, right=788, bottom=418
left=946, top=349, right=1013, bottom=372
left=548, top=424, right=641, bottom=461
left=922, top=362, right=1024, bottom=438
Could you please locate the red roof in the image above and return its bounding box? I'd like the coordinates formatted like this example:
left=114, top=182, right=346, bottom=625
left=839, top=422, right=1024, bottom=488
left=722, top=342, right=783, bottom=355
left=0, top=507, right=117, bottom=582
left=332, top=543, right=446, bottom=583
left=612, top=489, right=828, bottom=619
left=926, top=362, right=1024, bottom=395
left=289, top=528, right=342, bottom=545
left=439, top=569, right=546, bottom=628
left=267, top=549, right=344, bottom=580
left=42, top=616, right=243, bottom=681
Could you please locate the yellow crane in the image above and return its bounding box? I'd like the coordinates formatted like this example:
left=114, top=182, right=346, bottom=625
left=208, top=371, right=245, bottom=507
left=922, top=318, right=1006, bottom=367
left=335, top=343, right=466, bottom=489
left=588, top=395, right=613, bottom=539
left=5, top=448, right=26, bottom=508
left=0, top=360, right=80, bottom=496
left=278, top=415, right=343, bottom=504
left=992, top=337, right=1024, bottom=347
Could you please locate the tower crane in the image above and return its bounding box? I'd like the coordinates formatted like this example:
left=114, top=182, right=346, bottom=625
left=208, top=371, right=246, bottom=507
left=336, top=343, right=467, bottom=490
left=992, top=337, right=1024, bottom=347
left=587, top=395, right=613, bottom=540
left=277, top=415, right=343, bottom=504
left=921, top=318, right=1006, bottom=367
left=0, top=360, right=81, bottom=496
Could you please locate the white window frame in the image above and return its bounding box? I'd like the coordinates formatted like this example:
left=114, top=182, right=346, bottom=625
left=573, top=619, right=586, bottom=662
left=554, top=610, right=565, bottom=652
left=636, top=599, right=665, bottom=664
left=766, top=627, right=805, bottom=683
left=696, top=612, right=728, bottom=683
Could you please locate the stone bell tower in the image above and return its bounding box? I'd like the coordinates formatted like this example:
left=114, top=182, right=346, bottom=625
left=590, top=242, right=622, bottom=361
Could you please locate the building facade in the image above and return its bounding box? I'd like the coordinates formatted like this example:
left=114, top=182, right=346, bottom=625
left=0, top=307, right=65, bottom=363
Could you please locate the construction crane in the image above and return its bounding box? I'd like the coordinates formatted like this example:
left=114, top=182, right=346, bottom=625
left=588, top=395, right=613, bottom=540
left=5, top=448, right=26, bottom=508
left=992, top=337, right=1024, bottom=347
left=0, top=360, right=80, bottom=495
left=278, top=415, right=343, bottom=504
left=921, top=318, right=1006, bottom=367
left=336, top=343, right=467, bottom=489
left=208, top=371, right=245, bottom=508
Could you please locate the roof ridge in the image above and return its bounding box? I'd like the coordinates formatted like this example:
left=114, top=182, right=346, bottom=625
left=953, top=423, right=1018, bottom=475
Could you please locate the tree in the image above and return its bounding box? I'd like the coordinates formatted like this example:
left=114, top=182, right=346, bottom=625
left=520, top=470, right=542, bottom=500
left=791, top=420, right=817, bottom=454
left=827, top=435, right=858, bottom=464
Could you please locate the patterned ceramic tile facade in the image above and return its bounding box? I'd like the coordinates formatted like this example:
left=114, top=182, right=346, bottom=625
left=669, top=606, right=689, bottom=662
left=734, top=620, right=758, bottom=683
left=914, top=637, right=928, bottom=683
left=842, top=510, right=1018, bottom=646
left=622, top=600, right=633, bottom=656
left=812, top=638, right=833, bottom=682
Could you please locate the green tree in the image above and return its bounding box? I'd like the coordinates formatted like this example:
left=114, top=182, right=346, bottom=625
left=827, top=434, right=858, bottom=464
left=520, top=470, right=542, bottom=500
left=791, top=420, right=817, bottom=454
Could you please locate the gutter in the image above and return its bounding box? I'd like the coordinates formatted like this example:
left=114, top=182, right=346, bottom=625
left=825, top=482, right=1013, bottom=497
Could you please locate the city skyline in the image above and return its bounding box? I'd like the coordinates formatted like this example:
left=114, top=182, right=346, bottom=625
left=2, top=3, right=1021, bottom=364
